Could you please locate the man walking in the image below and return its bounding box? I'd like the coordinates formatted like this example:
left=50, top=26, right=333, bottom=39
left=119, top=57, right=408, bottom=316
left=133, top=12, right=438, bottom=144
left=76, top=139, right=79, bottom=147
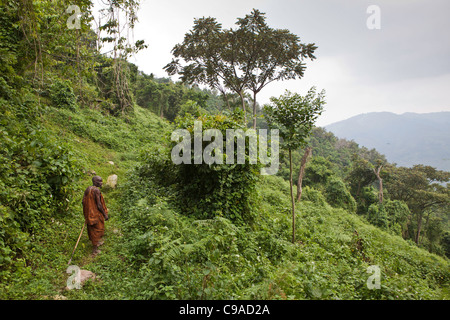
left=82, top=175, right=109, bottom=255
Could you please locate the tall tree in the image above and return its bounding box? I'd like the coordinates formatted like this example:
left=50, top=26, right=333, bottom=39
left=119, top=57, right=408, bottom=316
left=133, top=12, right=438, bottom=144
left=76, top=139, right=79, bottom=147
left=264, top=88, right=325, bottom=243
left=164, top=9, right=317, bottom=128
left=97, top=0, right=147, bottom=114
left=296, top=147, right=312, bottom=202
left=346, top=155, right=377, bottom=199
left=235, top=9, right=317, bottom=129
left=384, top=165, right=450, bottom=245
left=164, top=17, right=248, bottom=120
left=373, top=163, right=384, bottom=204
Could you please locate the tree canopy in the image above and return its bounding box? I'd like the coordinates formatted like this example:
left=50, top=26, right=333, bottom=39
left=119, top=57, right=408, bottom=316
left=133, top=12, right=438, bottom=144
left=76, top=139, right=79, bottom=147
left=164, top=9, right=317, bottom=128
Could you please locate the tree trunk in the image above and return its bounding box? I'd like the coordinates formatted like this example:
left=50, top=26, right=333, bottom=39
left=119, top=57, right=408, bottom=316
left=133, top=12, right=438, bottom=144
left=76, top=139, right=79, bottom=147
left=373, top=166, right=383, bottom=204
left=402, top=212, right=413, bottom=240
left=252, top=91, right=257, bottom=129
left=289, top=149, right=296, bottom=243
left=297, top=147, right=312, bottom=202
left=415, top=212, right=424, bottom=245
left=421, top=211, right=431, bottom=244
left=239, top=91, right=246, bottom=126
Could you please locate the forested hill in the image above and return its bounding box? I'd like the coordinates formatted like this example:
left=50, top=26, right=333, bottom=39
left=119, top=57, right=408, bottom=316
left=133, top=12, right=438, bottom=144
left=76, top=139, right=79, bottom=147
left=325, top=112, right=450, bottom=171
left=1, top=0, right=449, bottom=301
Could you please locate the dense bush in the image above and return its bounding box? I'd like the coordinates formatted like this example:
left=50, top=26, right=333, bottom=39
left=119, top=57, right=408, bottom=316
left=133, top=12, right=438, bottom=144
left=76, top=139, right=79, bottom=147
left=49, top=79, right=78, bottom=111
left=0, top=96, right=82, bottom=278
left=356, top=186, right=379, bottom=215
left=367, top=203, right=388, bottom=228
left=117, top=163, right=450, bottom=300
left=325, top=177, right=357, bottom=213
left=301, top=186, right=327, bottom=206
left=133, top=73, right=210, bottom=121
left=367, top=200, right=411, bottom=236
left=0, top=205, right=30, bottom=269
left=384, top=200, right=411, bottom=235
left=167, top=110, right=261, bottom=224
left=303, top=156, right=335, bottom=187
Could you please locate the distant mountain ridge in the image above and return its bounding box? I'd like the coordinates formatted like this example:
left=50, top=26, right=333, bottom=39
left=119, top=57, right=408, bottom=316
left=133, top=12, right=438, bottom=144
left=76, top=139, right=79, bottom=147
left=324, top=111, right=450, bottom=171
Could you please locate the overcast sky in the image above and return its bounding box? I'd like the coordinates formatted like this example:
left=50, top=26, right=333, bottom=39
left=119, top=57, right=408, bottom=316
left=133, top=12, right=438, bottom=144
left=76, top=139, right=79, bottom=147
left=116, top=0, right=450, bottom=127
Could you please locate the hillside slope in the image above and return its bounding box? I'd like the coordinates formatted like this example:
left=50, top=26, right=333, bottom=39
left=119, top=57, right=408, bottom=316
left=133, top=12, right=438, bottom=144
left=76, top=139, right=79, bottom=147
left=325, top=112, right=450, bottom=171
left=4, top=104, right=448, bottom=300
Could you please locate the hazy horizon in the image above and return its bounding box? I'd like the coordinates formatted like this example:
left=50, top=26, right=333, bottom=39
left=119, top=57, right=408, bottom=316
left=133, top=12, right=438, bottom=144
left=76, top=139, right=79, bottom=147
left=93, top=0, right=450, bottom=127
left=322, top=110, right=450, bottom=127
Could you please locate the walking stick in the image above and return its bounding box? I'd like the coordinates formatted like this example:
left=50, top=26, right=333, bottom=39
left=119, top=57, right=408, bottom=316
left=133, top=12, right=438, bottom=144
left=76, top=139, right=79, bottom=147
left=68, top=223, right=86, bottom=265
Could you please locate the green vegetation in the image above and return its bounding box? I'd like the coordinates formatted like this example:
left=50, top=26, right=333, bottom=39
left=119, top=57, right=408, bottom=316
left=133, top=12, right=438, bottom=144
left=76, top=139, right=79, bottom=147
left=264, top=88, right=326, bottom=242
left=0, top=0, right=448, bottom=301
left=164, top=9, right=318, bottom=129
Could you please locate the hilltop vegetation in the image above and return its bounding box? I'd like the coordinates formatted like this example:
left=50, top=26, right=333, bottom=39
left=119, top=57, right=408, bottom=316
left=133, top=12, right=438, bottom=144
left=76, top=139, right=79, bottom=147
left=0, top=0, right=449, bottom=300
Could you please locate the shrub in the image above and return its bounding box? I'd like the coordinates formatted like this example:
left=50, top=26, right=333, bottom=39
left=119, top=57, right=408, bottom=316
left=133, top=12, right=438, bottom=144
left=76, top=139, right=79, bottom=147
left=357, top=186, right=379, bottom=215
left=49, top=79, right=78, bottom=111
left=384, top=199, right=411, bottom=236
left=0, top=205, right=30, bottom=270
left=170, top=111, right=261, bottom=224
left=177, top=99, right=208, bottom=118
left=325, top=177, right=357, bottom=213
left=0, top=97, right=82, bottom=282
left=303, top=156, right=334, bottom=188
left=367, top=200, right=411, bottom=235
left=367, top=203, right=388, bottom=228
left=302, top=186, right=327, bottom=206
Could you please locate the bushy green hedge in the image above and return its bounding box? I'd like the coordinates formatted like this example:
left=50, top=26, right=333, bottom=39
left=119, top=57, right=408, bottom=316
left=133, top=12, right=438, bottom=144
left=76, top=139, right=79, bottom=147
left=137, top=110, right=262, bottom=224
left=0, top=96, right=82, bottom=280
left=173, top=111, right=261, bottom=224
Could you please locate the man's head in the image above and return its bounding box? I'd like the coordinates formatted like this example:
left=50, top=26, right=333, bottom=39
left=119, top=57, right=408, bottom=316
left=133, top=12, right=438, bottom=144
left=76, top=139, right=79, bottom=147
left=92, top=175, right=103, bottom=188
